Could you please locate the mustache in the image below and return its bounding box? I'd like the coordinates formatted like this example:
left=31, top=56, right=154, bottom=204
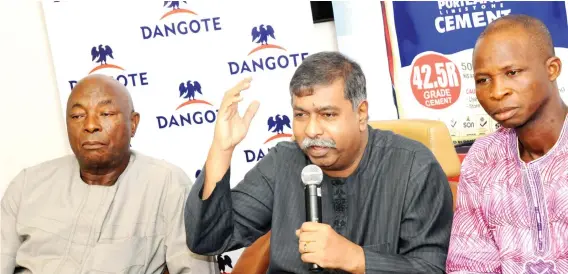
left=300, top=137, right=336, bottom=149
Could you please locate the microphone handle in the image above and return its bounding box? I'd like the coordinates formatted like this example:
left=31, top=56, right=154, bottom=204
left=305, top=185, right=323, bottom=272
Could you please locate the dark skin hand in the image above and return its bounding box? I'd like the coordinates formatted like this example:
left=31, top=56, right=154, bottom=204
left=66, top=74, right=140, bottom=186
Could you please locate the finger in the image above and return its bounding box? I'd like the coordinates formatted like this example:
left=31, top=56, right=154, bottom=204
left=295, top=229, right=300, bottom=237
left=298, top=240, right=315, bottom=254
left=222, top=104, right=237, bottom=122
left=229, top=95, right=244, bottom=105
left=219, top=95, right=245, bottom=118
left=243, top=100, right=260, bottom=127
left=300, top=253, right=318, bottom=264
left=220, top=95, right=241, bottom=114
left=219, top=78, right=252, bottom=110
left=300, top=222, right=323, bottom=232
left=227, top=77, right=252, bottom=97
left=298, top=231, right=319, bottom=243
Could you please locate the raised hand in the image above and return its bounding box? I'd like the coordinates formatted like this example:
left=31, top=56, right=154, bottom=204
left=213, top=77, right=260, bottom=151
left=202, top=77, right=260, bottom=199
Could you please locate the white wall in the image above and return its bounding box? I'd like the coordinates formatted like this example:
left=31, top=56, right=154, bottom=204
left=333, top=1, right=399, bottom=121
left=0, top=1, right=339, bottom=197
left=0, top=1, right=71, bottom=197
left=313, top=20, right=339, bottom=52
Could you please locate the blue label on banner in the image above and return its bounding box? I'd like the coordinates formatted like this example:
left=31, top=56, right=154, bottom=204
left=393, top=1, right=568, bottom=67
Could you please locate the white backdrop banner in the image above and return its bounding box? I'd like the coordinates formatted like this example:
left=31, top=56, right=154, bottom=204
left=42, top=0, right=319, bottom=271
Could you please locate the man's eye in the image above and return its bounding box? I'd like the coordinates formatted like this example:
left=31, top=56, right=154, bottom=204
left=476, top=78, right=488, bottom=84
left=507, top=70, right=519, bottom=76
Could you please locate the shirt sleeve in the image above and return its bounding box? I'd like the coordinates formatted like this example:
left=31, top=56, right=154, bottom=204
left=1, top=170, right=26, bottom=274
left=446, top=153, right=501, bottom=273
left=163, top=167, right=218, bottom=274
left=184, top=146, right=278, bottom=255
left=363, top=148, right=454, bottom=273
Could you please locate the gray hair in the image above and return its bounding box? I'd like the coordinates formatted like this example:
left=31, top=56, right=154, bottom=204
left=300, top=137, right=336, bottom=150
left=289, top=51, right=367, bottom=109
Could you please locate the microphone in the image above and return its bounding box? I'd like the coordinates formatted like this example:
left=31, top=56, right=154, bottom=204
left=301, top=164, right=324, bottom=272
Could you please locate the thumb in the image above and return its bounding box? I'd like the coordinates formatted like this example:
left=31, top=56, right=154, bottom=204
left=243, top=100, right=260, bottom=128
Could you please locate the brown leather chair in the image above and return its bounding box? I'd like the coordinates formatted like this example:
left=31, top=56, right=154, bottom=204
left=230, top=232, right=272, bottom=274
left=231, top=119, right=462, bottom=273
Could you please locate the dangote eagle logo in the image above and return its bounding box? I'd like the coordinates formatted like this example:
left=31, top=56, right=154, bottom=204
left=179, top=80, right=202, bottom=101
left=91, top=45, right=114, bottom=66
left=163, top=1, right=186, bottom=10
left=175, top=79, right=212, bottom=110
left=251, top=24, right=275, bottom=45
left=267, top=114, right=291, bottom=134
left=88, top=44, right=124, bottom=74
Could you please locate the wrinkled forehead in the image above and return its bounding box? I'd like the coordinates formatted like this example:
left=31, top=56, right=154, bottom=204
left=292, top=79, right=349, bottom=104
left=67, top=82, right=129, bottom=111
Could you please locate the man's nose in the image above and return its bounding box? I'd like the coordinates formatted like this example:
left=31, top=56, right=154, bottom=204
left=84, top=114, right=102, bottom=133
left=305, top=116, right=323, bottom=139
left=490, top=78, right=513, bottom=101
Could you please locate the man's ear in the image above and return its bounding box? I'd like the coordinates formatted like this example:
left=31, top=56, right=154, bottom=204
left=357, top=100, right=369, bottom=131
left=131, top=111, right=140, bottom=137
left=547, top=56, right=562, bottom=82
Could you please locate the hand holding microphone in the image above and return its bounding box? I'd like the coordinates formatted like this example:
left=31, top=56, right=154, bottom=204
left=300, top=165, right=324, bottom=272
left=296, top=165, right=366, bottom=273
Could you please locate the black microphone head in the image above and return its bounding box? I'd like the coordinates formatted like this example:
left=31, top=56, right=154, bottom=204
left=301, top=164, right=323, bottom=186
